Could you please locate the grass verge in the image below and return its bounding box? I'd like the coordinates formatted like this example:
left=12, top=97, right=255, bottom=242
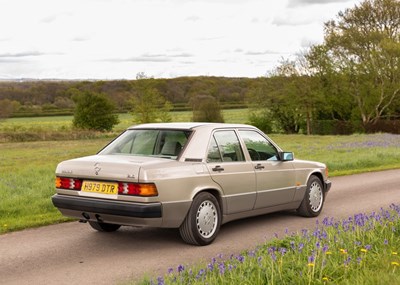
left=0, top=139, right=110, bottom=233
left=138, top=204, right=400, bottom=285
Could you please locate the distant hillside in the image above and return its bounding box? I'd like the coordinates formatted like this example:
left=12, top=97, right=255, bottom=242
left=0, top=76, right=266, bottom=117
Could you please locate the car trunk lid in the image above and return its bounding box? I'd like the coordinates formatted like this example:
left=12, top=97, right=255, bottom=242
left=56, top=154, right=173, bottom=182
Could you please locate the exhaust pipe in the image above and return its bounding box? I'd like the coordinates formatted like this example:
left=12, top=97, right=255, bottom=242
left=81, top=212, right=90, bottom=221
left=95, top=214, right=104, bottom=223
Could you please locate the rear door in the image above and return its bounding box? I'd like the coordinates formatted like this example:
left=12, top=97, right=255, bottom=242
left=206, top=130, right=256, bottom=214
left=238, top=130, right=296, bottom=209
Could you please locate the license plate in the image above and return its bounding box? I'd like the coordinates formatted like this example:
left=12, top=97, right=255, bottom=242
left=81, top=181, right=118, bottom=195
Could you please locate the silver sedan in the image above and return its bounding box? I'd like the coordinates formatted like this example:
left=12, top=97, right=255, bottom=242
left=52, top=123, right=331, bottom=245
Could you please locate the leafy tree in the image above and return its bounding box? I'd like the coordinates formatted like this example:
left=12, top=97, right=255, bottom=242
left=0, top=99, right=16, bottom=120
left=306, top=45, right=354, bottom=122
left=130, top=79, right=172, bottom=124
left=54, top=96, right=75, bottom=109
left=247, top=58, right=325, bottom=134
left=72, top=90, right=119, bottom=131
left=246, top=80, right=275, bottom=133
left=191, top=95, right=224, bottom=123
left=307, top=0, right=400, bottom=128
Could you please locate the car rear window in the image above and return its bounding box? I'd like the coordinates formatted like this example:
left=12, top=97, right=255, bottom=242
left=99, top=129, right=192, bottom=159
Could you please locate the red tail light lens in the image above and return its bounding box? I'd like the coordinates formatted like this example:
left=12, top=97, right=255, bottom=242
left=56, top=177, right=82, bottom=190
left=118, top=182, right=158, bottom=197
left=55, top=177, right=157, bottom=196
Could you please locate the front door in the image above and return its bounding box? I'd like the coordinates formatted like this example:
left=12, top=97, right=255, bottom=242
left=238, top=130, right=296, bottom=209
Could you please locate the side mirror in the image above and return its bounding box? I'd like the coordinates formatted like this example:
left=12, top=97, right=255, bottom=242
left=280, top=152, right=294, bottom=161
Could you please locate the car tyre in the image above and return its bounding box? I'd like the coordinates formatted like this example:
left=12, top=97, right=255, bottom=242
left=89, top=221, right=121, bottom=232
left=297, top=175, right=325, bottom=217
left=179, top=192, right=221, bottom=246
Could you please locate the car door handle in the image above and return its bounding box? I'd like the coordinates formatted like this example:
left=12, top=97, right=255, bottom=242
left=212, top=165, right=224, bottom=172
left=255, top=163, right=265, bottom=170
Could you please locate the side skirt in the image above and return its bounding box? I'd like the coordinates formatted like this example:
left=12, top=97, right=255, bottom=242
left=221, top=201, right=301, bottom=225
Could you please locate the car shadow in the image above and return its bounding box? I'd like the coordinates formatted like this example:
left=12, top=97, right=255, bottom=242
left=81, top=210, right=310, bottom=251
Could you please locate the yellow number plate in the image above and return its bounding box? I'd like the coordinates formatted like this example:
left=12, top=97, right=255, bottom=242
left=81, top=181, right=118, bottom=195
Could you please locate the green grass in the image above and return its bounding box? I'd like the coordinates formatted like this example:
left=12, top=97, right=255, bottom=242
left=1, top=109, right=247, bottom=134
left=138, top=205, right=400, bottom=285
left=0, top=109, right=247, bottom=142
left=0, top=139, right=110, bottom=232
left=1, top=133, right=400, bottom=234
left=270, top=133, right=400, bottom=176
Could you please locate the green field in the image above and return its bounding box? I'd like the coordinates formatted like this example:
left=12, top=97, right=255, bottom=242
left=1, top=112, right=400, bottom=284
left=1, top=109, right=248, bottom=131
left=0, top=110, right=248, bottom=142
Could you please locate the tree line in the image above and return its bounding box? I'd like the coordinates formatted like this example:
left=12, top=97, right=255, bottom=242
left=1, top=0, right=399, bottom=134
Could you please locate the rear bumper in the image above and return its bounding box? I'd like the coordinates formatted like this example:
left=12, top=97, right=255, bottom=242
left=52, top=194, right=162, bottom=218
left=51, top=194, right=163, bottom=227
left=51, top=194, right=191, bottom=228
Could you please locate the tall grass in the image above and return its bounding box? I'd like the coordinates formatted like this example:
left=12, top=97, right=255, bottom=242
left=0, top=139, right=110, bottom=232
left=139, top=204, right=400, bottom=285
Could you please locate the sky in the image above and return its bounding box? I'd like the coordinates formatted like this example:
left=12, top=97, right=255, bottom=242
left=0, top=0, right=362, bottom=80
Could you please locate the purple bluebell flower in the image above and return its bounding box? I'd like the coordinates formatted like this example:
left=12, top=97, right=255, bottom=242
left=219, top=262, right=226, bottom=275
left=196, top=269, right=205, bottom=280
left=208, top=262, right=214, bottom=271
left=268, top=246, right=276, bottom=254
left=237, top=255, right=245, bottom=263
left=177, top=264, right=185, bottom=273
left=344, top=256, right=351, bottom=266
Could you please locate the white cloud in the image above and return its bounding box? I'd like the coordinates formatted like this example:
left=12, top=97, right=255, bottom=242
left=0, top=0, right=362, bottom=79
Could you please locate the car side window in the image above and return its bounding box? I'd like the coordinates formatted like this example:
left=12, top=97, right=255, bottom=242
left=207, top=136, right=222, bottom=162
left=207, top=130, right=245, bottom=162
left=239, top=130, right=279, bottom=161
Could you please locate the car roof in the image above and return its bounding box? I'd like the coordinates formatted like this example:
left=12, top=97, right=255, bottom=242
left=128, top=122, right=256, bottom=131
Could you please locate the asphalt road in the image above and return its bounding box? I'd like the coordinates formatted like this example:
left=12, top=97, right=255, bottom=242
left=1, top=169, right=399, bottom=285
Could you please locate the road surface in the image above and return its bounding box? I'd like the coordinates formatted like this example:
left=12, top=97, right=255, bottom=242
left=1, top=169, right=399, bottom=284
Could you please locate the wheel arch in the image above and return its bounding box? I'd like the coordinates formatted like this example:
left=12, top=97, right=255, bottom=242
left=309, top=171, right=327, bottom=192
left=191, top=188, right=224, bottom=215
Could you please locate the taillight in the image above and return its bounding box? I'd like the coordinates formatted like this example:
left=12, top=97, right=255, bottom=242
left=56, top=177, right=82, bottom=190
left=118, top=182, right=158, bottom=197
